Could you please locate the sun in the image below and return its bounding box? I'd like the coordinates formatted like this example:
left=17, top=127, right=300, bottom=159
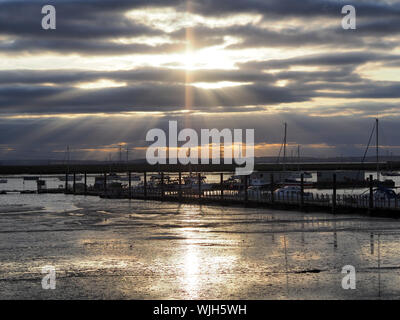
left=180, top=46, right=237, bottom=71
left=184, top=49, right=196, bottom=70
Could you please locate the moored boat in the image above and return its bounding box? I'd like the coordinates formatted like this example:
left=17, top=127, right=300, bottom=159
left=23, top=176, right=39, bottom=181
left=275, top=186, right=313, bottom=200
left=183, top=174, right=212, bottom=191
left=58, top=175, right=83, bottom=182
left=381, top=171, right=400, bottom=177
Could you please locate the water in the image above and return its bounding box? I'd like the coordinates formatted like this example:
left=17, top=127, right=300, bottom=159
left=1, top=191, right=400, bottom=299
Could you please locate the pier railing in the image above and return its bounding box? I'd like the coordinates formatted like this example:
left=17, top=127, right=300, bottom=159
left=42, top=172, right=400, bottom=215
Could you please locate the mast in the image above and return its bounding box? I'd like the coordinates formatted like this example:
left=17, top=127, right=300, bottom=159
left=283, top=123, right=287, bottom=171
left=66, top=145, right=70, bottom=174
left=376, top=118, right=379, bottom=181
left=297, top=145, right=300, bottom=172
left=187, top=148, right=192, bottom=175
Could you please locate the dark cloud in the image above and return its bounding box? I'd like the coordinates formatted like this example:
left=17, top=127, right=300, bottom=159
left=188, top=0, right=400, bottom=18
left=1, top=112, right=400, bottom=160
left=1, top=0, right=399, bottom=55
left=0, top=68, right=272, bottom=85
left=1, top=0, right=400, bottom=159
left=0, top=82, right=311, bottom=114
left=240, top=52, right=400, bottom=69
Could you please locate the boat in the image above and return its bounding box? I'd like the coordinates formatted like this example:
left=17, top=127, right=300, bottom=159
left=246, top=186, right=263, bottom=198
left=381, top=150, right=400, bottom=176
left=381, top=171, right=400, bottom=177
left=23, top=176, right=39, bottom=181
left=225, top=175, right=242, bottom=189
left=288, top=171, right=312, bottom=179
left=288, top=144, right=313, bottom=179
left=58, top=175, right=83, bottom=182
left=150, top=173, right=171, bottom=180
left=250, top=171, right=293, bottom=187
left=107, top=172, right=122, bottom=180
left=183, top=174, right=212, bottom=191
left=119, top=174, right=141, bottom=182
left=275, top=186, right=313, bottom=200
left=93, top=176, right=125, bottom=190
left=250, top=124, right=313, bottom=188
left=283, top=179, right=314, bottom=187
left=373, top=187, right=398, bottom=200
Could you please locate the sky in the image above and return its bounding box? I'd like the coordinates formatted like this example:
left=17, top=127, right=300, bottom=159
left=1, top=0, right=400, bottom=161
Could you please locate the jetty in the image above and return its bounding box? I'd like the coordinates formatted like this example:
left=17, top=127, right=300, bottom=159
left=0, top=165, right=397, bottom=218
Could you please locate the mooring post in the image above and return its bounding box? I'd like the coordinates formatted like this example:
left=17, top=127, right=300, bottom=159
left=65, top=172, right=68, bottom=193
left=161, top=172, right=165, bottom=200
left=198, top=173, right=202, bottom=200
left=84, top=172, right=87, bottom=195
left=178, top=171, right=182, bottom=200
left=369, top=174, right=374, bottom=213
left=270, top=174, right=274, bottom=203
left=144, top=172, right=147, bottom=199
left=244, top=175, right=249, bottom=204
left=300, top=173, right=304, bottom=209
left=220, top=173, right=224, bottom=200
left=332, top=173, right=337, bottom=214
left=103, top=172, right=107, bottom=194
left=73, top=172, right=76, bottom=194
left=128, top=171, right=132, bottom=199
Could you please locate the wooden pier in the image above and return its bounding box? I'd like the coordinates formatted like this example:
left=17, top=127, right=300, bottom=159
left=1, top=165, right=399, bottom=217
left=29, top=171, right=400, bottom=219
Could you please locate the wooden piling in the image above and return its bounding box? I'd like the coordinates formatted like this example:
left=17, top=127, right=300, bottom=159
left=161, top=172, right=165, bottom=200
left=73, top=172, right=76, bottom=194
left=244, top=175, right=248, bottom=204
left=64, top=172, right=68, bottom=193
left=144, top=172, right=147, bottom=199
left=178, top=171, right=182, bottom=200
left=84, top=172, right=87, bottom=195
left=198, top=173, right=202, bottom=200
left=369, top=174, right=374, bottom=212
left=332, top=173, right=337, bottom=214
left=220, top=173, right=224, bottom=200
left=300, top=173, right=304, bottom=209
left=128, top=171, right=132, bottom=199
left=270, top=174, right=274, bottom=203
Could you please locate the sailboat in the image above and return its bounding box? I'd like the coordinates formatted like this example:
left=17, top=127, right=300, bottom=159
left=249, top=123, right=313, bottom=187
left=58, top=146, right=83, bottom=181
left=381, top=152, right=400, bottom=176
left=381, top=171, right=400, bottom=177
left=371, top=119, right=396, bottom=187
left=279, top=125, right=312, bottom=184
left=287, top=145, right=312, bottom=179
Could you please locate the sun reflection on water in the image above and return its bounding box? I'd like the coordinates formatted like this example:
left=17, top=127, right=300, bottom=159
left=183, top=242, right=200, bottom=299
